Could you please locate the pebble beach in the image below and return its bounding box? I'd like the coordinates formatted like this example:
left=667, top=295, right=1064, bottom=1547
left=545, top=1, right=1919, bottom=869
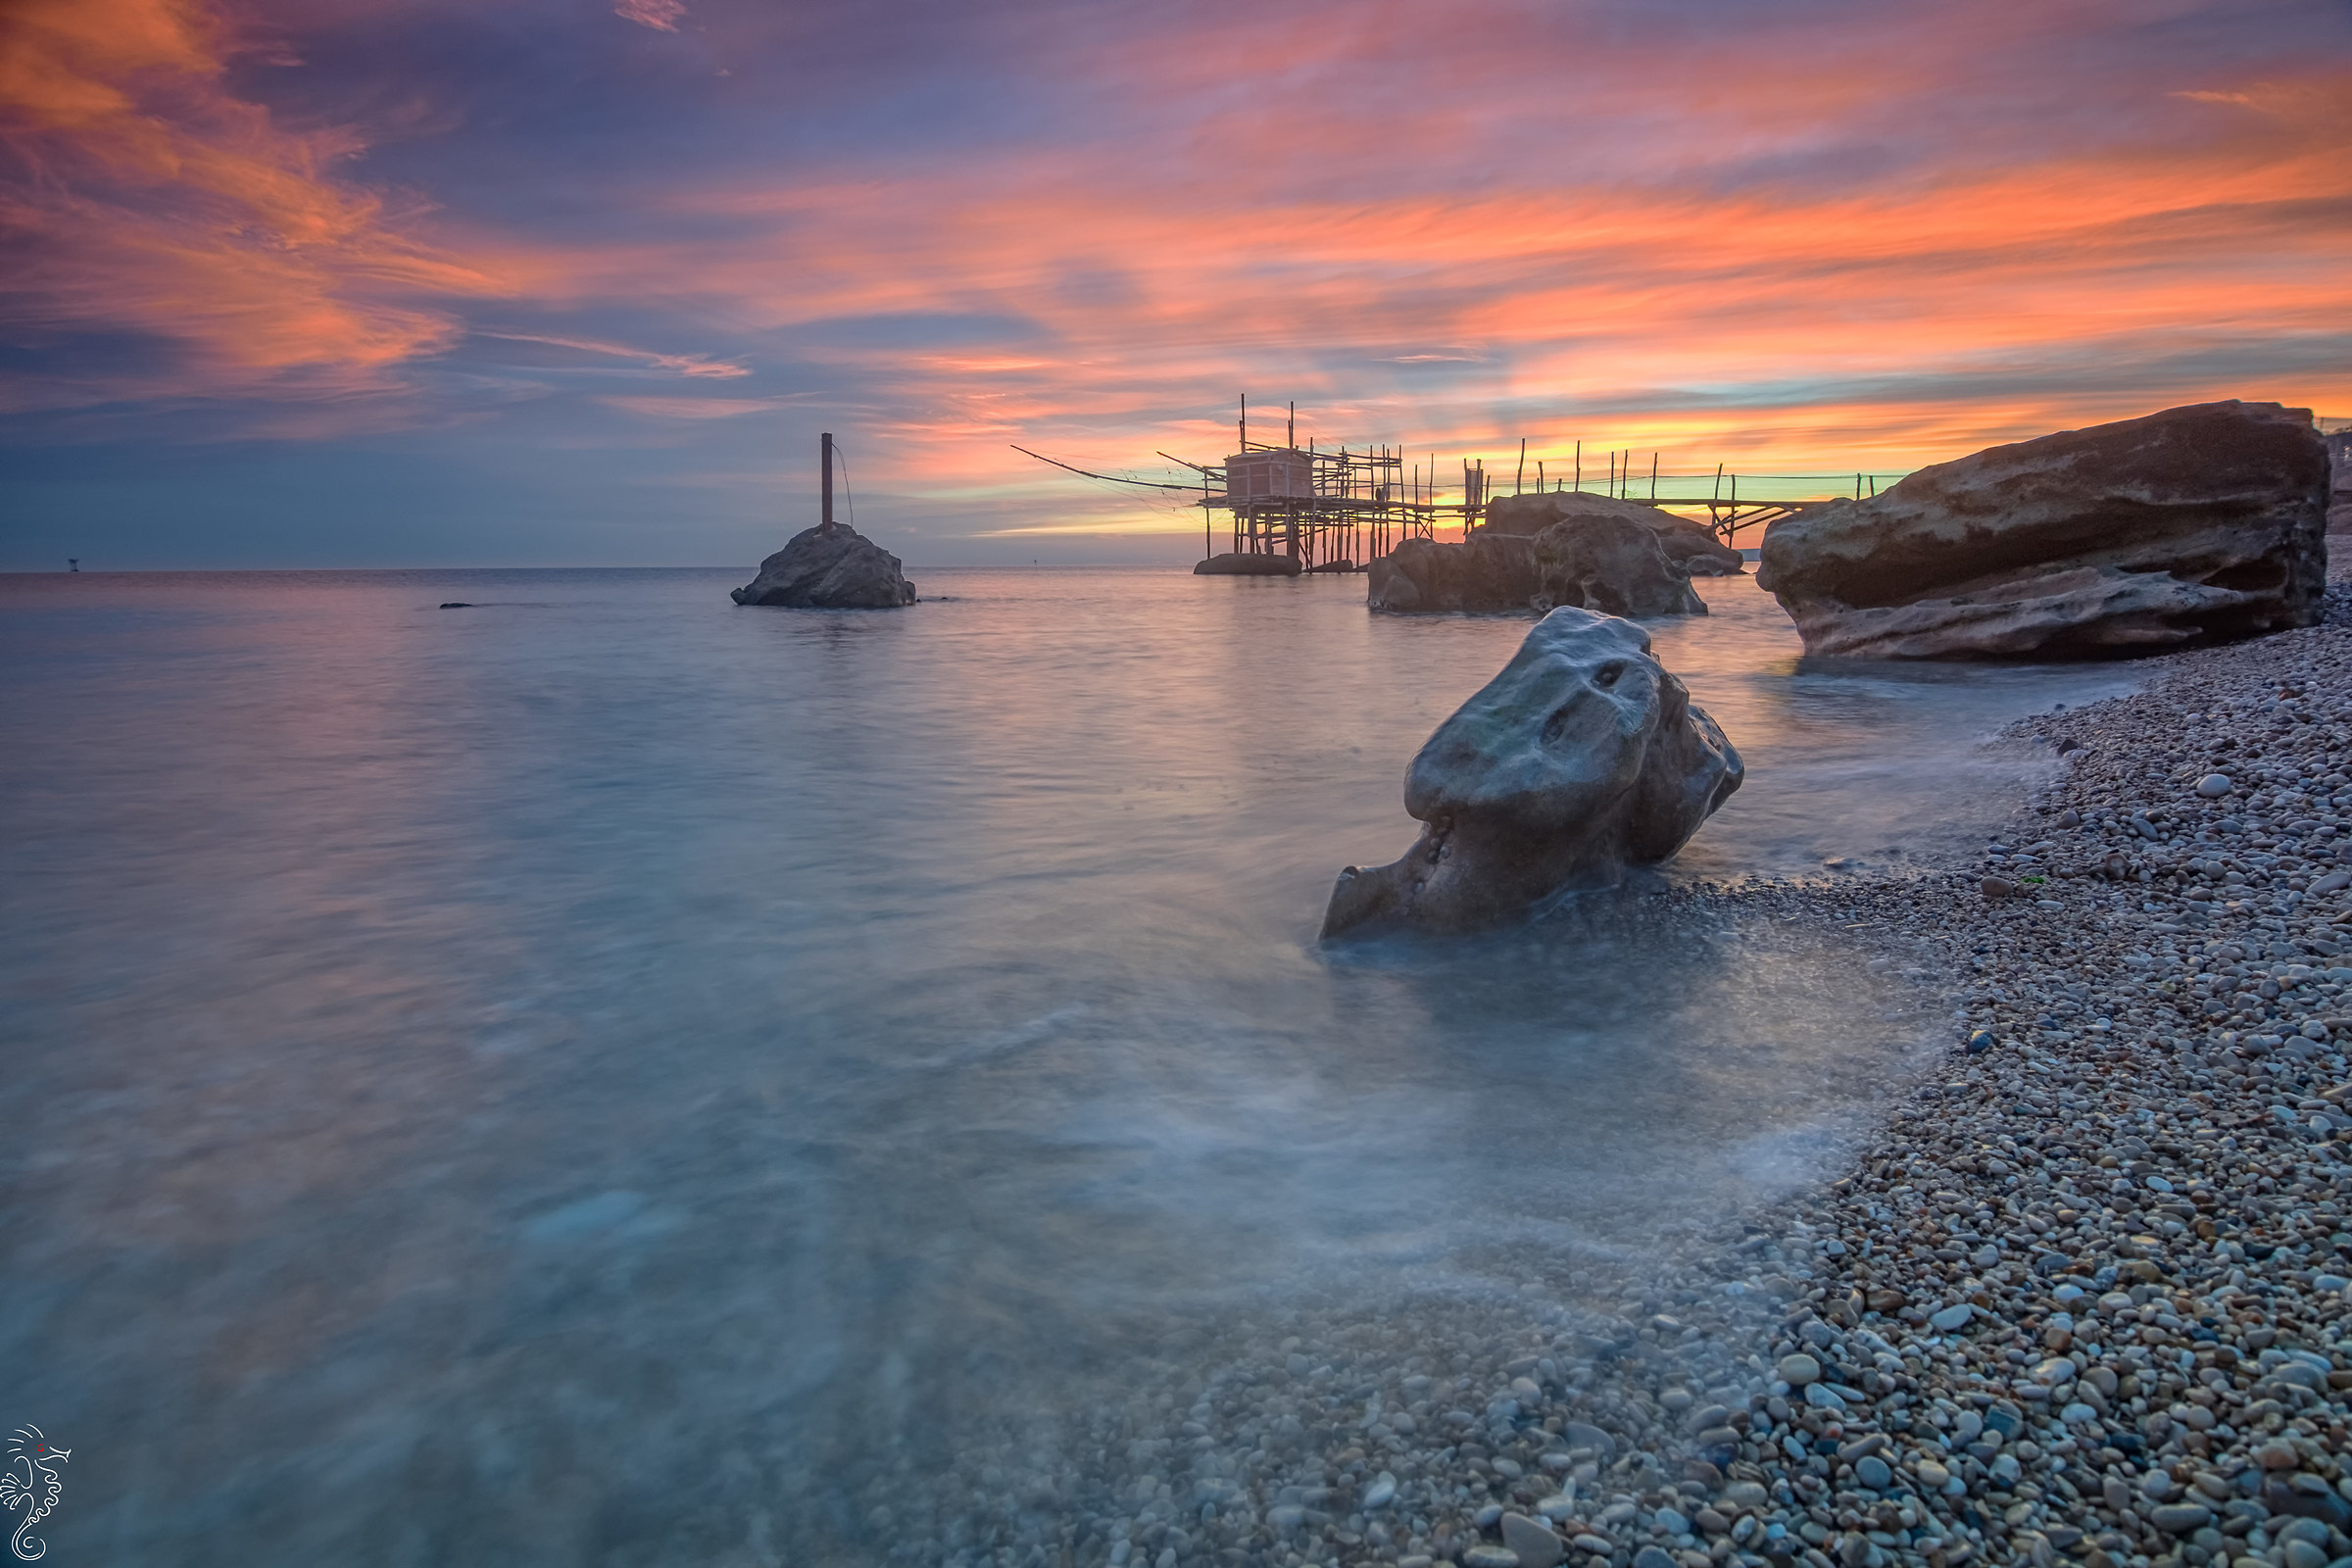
left=882, top=569, right=2352, bottom=1568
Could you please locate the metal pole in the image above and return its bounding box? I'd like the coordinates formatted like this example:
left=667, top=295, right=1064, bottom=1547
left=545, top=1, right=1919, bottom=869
left=1575, top=440, right=1581, bottom=492
left=821, top=431, right=835, bottom=533
left=1240, top=394, right=1247, bottom=451
left=1515, top=437, right=1526, bottom=496
left=1650, top=452, right=1658, bottom=501
left=1289, top=402, right=1295, bottom=449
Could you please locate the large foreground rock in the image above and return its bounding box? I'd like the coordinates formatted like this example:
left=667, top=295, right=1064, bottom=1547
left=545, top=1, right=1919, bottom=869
left=732, top=524, right=916, bottom=608
left=1487, top=490, right=1744, bottom=575
left=1320, top=608, right=1741, bottom=938
left=1755, top=400, right=2328, bottom=659
left=1366, top=533, right=1537, bottom=612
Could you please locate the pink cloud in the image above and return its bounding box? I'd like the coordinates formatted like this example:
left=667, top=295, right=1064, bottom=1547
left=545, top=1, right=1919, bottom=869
left=613, top=0, right=686, bottom=32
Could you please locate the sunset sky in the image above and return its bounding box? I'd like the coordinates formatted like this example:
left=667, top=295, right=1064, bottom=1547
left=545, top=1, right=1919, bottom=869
left=3, top=0, right=2348, bottom=567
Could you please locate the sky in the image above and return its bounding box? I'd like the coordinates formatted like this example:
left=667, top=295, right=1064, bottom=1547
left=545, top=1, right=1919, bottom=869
left=2, top=0, right=2348, bottom=569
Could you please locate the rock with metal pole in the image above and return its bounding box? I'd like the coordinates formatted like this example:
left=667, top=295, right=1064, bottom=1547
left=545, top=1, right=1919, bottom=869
left=731, top=432, right=917, bottom=608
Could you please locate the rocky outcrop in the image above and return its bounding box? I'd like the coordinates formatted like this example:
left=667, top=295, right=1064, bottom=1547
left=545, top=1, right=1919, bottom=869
left=1485, top=491, right=1744, bottom=575
left=1533, top=514, right=1707, bottom=617
left=1366, top=533, right=1538, bottom=612
left=732, top=524, right=917, bottom=608
left=2328, top=426, right=2352, bottom=536
left=1320, top=608, right=1742, bottom=938
left=1369, top=513, right=1710, bottom=618
left=1194, top=553, right=1302, bottom=576
left=1756, top=400, right=2328, bottom=659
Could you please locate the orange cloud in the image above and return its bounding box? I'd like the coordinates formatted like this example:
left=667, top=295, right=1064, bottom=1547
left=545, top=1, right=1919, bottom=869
left=0, top=0, right=492, bottom=414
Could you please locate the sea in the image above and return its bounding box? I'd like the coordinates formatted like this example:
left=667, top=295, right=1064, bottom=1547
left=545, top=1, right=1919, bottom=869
left=0, top=566, right=2138, bottom=1564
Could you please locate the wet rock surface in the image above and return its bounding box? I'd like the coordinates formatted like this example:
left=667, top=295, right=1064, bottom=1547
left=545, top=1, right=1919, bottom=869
left=1757, top=401, right=2328, bottom=659
left=814, top=572, right=2352, bottom=1568
left=1369, top=534, right=1543, bottom=613
left=731, top=523, right=917, bottom=608
left=1534, top=515, right=1709, bottom=619
left=1487, top=493, right=1746, bottom=578
left=1322, top=609, right=1741, bottom=938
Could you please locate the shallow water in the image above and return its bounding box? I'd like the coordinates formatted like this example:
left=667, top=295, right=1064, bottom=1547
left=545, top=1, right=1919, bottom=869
left=0, top=567, right=2135, bottom=1563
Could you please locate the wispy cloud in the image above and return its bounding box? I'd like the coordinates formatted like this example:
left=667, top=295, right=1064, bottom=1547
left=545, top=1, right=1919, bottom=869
left=474, top=331, right=750, bottom=378
left=597, top=395, right=786, bottom=418
left=0, top=0, right=496, bottom=420
left=613, top=0, right=686, bottom=33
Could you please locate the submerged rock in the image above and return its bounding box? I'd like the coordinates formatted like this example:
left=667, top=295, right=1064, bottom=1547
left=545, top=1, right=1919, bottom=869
left=732, top=524, right=917, bottom=608
left=1755, top=400, right=2328, bottom=659
left=1194, top=552, right=1302, bottom=576
left=1366, top=533, right=1539, bottom=612
left=1533, top=514, right=1707, bottom=617
left=1486, top=490, right=1744, bottom=575
left=1320, top=608, right=1741, bottom=938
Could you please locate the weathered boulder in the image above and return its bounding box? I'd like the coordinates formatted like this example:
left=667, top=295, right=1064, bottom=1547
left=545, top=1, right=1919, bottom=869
left=1486, top=490, right=1744, bottom=575
left=1756, top=401, right=2328, bottom=659
left=1320, top=608, right=1742, bottom=938
left=1366, top=533, right=1538, bottom=612
left=1533, top=514, right=1708, bottom=617
left=1195, top=552, right=1301, bottom=576
left=732, top=524, right=917, bottom=608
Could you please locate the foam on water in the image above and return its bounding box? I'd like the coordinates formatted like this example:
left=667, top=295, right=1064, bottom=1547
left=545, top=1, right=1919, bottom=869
left=0, top=566, right=2135, bottom=1562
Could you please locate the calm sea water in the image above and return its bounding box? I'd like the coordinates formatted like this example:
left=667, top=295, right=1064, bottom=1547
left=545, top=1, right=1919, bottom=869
left=0, top=567, right=2133, bottom=1564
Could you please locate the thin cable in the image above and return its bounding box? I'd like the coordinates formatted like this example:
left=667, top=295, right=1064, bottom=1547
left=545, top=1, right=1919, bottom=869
left=834, top=440, right=857, bottom=531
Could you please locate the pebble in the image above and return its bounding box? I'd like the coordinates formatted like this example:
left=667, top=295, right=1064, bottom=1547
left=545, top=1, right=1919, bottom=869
left=1499, top=1511, right=1565, bottom=1568
left=1776, top=1351, right=1821, bottom=1385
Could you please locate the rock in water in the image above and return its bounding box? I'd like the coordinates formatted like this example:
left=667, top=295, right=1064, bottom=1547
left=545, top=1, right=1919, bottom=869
left=2328, top=425, right=2352, bottom=535
left=731, top=524, right=916, bottom=608
left=1533, top=514, right=1707, bottom=617
left=1486, top=490, right=1744, bottom=575
left=1194, top=552, right=1302, bottom=576
left=1367, top=532, right=1540, bottom=612
left=1320, top=607, right=1741, bottom=937
left=1755, top=400, right=2328, bottom=659
left=1372, top=503, right=1716, bottom=616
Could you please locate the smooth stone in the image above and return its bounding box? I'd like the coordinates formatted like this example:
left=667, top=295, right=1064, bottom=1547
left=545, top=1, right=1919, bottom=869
left=2199, top=773, right=2235, bottom=798
left=1633, top=1548, right=1678, bottom=1568
left=2152, top=1503, right=2216, bottom=1533
left=1563, top=1421, right=1616, bottom=1457
left=1854, top=1455, right=1892, bottom=1490
left=1778, top=1353, right=1822, bottom=1386
left=1462, top=1548, right=1521, bottom=1568
left=1322, top=607, right=1740, bottom=939
left=1362, top=1471, right=1396, bottom=1510
left=1929, top=1302, right=1977, bottom=1331
left=1500, top=1512, right=1566, bottom=1568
